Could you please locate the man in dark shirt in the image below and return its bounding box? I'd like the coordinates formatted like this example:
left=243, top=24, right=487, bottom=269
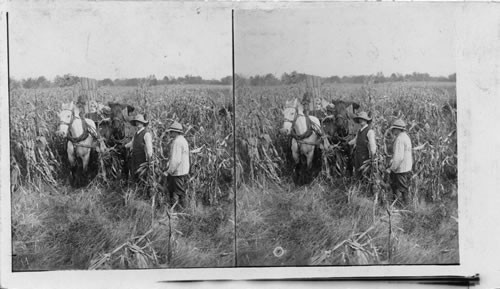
left=349, top=111, right=377, bottom=180
left=125, top=114, right=153, bottom=182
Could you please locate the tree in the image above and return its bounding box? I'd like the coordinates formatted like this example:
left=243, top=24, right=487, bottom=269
left=98, top=78, right=114, bottom=86
left=124, top=78, right=140, bottom=86
left=234, top=74, right=249, bottom=86
left=220, top=75, right=232, bottom=85
left=448, top=73, right=456, bottom=82
left=35, top=76, right=51, bottom=88
left=374, top=72, right=385, bottom=83
left=22, top=78, right=37, bottom=89
left=148, top=75, right=158, bottom=86
left=263, top=73, right=280, bottom=85
left=54, top=74, right=79, bottom=87
left=324, top=75, right=340, bottom=84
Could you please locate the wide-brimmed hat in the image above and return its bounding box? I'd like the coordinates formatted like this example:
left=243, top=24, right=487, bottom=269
left=353, top=111, right=372, bottom=123
left=390, top=119, right=407, bottom=130
left=167, top=121, right=184, bottom=134
left=130, top=114, right=149, bottom=126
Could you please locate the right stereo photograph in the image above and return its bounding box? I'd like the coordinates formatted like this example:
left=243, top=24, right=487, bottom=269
left=234, top=5, right=459, bottom=267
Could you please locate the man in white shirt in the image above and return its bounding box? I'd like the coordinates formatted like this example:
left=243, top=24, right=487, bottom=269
left=386, top=119, right=413, bottom=207
left=125, top=114, right=153, bottom=183
left=165, top=121, right=190, bottom=210
left=349, top=111, right=377, bottom=181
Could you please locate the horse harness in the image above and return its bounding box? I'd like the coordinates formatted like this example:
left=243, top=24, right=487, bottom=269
left=59, top=109, right=96, bottom=148
left=284, top=106, right=322, bottom=146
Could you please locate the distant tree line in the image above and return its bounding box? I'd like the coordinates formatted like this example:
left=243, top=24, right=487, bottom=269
left=9, top=74, right=233, bottom=89
left=235, top=71, right=456, bottom=86
left=9, top=71, right=456, bottom=89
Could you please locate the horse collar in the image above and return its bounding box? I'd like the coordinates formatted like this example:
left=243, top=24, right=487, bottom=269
left=65, top=110, right=90, bottom=144
left=290, top=112, right=313, bottom=140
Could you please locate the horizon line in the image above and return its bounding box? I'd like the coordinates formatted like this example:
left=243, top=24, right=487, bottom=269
left=9, top=71, right=456, bottom=81
left=235, top=71, right=456, bottom=79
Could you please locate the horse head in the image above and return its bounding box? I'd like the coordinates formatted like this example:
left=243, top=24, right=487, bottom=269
left=280, top=99, right=299, bottom=135
left=57, top=102, right=75, bottom=138
left=111, top=117, right=126, bottom=141
left=98, top=120, right=112, bottom=141
left=324, top=100, right=360, bottom=142
left=321, top=116, right=336, bottom=138
left=106, top=102, right=135, bottom=143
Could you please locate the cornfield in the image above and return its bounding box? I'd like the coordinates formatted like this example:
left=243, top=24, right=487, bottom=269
left=235, top=81, right=459, bottom=266
left=10, top=83, right=236, bottom=270
left=10, top=83, right=234, bottom=205
left=10, top=80, right=459, bottom=269
left=236, top=82, right=457, bottom=203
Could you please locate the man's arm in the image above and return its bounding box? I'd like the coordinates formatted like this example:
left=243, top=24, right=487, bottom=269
left=367, top=129, right=377, bottom=157
left=167, top=139, right=181, bottom=175
left=348, top=135, right=357, bottom=146
left=390, top=137, right=404, bottom=171
left=144, top=132, right=153, bottom=161
left=125, top=138, right=133, bottom=149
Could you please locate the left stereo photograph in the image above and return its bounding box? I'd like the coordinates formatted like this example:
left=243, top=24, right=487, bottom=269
left=8, top=4, right=236, bottom=270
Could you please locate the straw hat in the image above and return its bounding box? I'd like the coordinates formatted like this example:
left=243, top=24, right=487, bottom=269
left=167, top=121, right=184, bottom=134
left=390, top=119, right=407, bottom=130
left=353, top=111, right=372, bottom=123
left=130, top=114, right=149, bottom=126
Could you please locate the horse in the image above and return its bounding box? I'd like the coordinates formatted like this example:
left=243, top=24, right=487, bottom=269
left=322, top=100, right=360, bottom=142
left=56, top=101, right=99, bottom=187
left=96, top=102, right=136, bottom=179
left=321, top=100, right=360, bottom=176
left=280, top=98, right=322, bottom=184
left=103, top=102, right=135, bottom=145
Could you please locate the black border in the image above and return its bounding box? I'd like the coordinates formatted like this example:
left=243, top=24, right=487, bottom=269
left=232, top=8, right=238, bottom=267
left=163, top=274, right=480, bottom=286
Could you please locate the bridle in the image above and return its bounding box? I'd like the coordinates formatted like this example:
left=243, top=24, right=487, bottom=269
left=59, top=108, right=76, bottom=129
left=59, top=108, right=90, bottom=143
left=283, top=105, right=317, bottom=143
left=283, top=106, right=303, bottom=126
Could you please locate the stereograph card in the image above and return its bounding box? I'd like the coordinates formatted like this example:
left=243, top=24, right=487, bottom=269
left=0, top=1, right=498, bottom=289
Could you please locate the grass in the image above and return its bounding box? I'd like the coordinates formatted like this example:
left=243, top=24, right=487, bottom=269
left=236, top=179, right=459, bottom=266
left=12, top=179, right=235, bottom=270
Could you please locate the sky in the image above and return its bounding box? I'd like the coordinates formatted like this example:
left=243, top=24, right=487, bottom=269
left=235, top=4, right=457, bottom=78
left=8, top=2, right=232, bottom=80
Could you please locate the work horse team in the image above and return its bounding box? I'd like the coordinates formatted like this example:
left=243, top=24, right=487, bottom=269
left=57, top=91, right=413, bottom=209
left=57, top=94, right=190, bottom=210
left=281, top=92, right=413, bottom=208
